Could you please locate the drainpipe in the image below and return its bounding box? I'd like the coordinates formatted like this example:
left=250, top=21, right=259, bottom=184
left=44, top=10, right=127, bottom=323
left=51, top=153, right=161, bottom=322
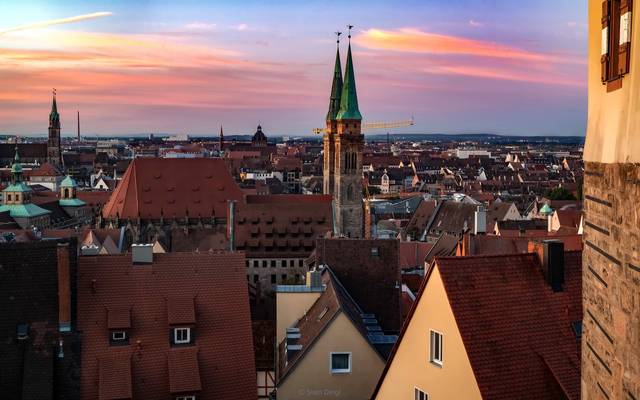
left=228, top=200, right=236, bottom=251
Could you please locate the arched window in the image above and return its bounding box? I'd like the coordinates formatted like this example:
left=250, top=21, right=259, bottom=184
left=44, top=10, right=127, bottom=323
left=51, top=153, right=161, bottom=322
left=64, top=188, right=70, bottom=198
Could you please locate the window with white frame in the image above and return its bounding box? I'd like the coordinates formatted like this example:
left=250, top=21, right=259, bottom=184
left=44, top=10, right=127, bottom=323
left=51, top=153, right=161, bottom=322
left=414, top=387, right=428, bottom=400
left=330, top=352, right=351, bottom=373
left=111, top=331, right=127, bottom=341
left=174, top=327, right=191, bottom=344
left=430, top=330, right=443, bottom=366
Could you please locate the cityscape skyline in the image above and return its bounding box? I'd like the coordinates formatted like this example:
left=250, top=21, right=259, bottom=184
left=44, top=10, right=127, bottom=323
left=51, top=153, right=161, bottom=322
left=2, top=0, right=587, bottom=136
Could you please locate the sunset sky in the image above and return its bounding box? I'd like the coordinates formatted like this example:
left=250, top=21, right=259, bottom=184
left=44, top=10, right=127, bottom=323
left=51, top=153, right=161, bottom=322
left=1, top=0, right=587, bottom=137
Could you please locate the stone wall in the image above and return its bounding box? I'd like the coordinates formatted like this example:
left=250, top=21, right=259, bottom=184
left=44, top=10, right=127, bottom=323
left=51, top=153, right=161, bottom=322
left=582, top=161, right=640, bottom=399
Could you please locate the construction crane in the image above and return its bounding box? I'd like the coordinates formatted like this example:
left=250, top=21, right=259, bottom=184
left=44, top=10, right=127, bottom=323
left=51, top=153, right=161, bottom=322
left=312, top=116, right=414, bottom=135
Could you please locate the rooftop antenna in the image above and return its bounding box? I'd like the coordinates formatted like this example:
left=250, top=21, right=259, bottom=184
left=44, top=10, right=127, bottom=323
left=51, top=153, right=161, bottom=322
left=77, top=110, right=80, bottom=144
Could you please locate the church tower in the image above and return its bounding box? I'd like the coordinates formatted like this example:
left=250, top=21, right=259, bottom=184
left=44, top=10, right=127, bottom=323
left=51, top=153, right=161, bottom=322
left=323, top=32, right=343, bottom=195
left=333, top=27, right=364, bottom=238
left=47, top=90, right=62, bottom=169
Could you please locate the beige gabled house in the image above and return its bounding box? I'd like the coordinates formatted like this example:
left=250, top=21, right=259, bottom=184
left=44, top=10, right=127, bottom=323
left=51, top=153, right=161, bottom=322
left=275, top=267, right=393, bottom=400
left=373, top=243, right=582, bottom=400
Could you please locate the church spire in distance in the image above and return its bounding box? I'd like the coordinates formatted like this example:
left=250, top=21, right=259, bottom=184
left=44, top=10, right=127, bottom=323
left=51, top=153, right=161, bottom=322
left=50, top=88, right=60, bottom=128
left=326, top=31, right=343, bottom=121
left=337, top=25, right=362, bottom=121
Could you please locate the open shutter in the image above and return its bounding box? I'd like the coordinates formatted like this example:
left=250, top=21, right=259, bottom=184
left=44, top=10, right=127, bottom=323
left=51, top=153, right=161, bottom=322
left=602, top=0, right=611, bottom=82
left=618, top=0, right=633, bottom=76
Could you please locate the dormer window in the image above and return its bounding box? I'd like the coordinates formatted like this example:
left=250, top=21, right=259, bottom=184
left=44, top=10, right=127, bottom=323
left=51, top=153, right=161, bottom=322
left=168, top=297, right=196, bottom=346
left=108, top=306, right=131, bottom=346
left=110, top=330, right=129, bottom=345
left=17, top=323, right=29, bottom=340
left=173, top=327, right=191, bottom=344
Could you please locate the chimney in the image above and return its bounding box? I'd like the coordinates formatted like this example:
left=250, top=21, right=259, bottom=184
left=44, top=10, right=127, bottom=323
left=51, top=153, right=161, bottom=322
left=306, top=268, right=322, bottom=289
left=474, top=205, right=486, bottom=235
left=57, top=243, right=71, bottom=332
left=131, top=244, right=153, bottom=265
left=542, top=240, right=564, bottom=292
left=81, top=244, right=100, bottom=256
left=228, top=200, right=236, bottom=251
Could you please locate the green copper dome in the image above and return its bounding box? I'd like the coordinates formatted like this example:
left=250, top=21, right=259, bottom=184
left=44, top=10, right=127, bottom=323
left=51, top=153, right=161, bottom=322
left=60, top=175, right=78, bottom=188
left=336, top=42, right=362, bottom=121
left=539, top=203, right=553, bottom=215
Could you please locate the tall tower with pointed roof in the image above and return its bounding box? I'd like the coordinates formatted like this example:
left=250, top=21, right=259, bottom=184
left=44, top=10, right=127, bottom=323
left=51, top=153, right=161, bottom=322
left=219, top=125, right=224, bottom=152
left=323, top=32, right=343, bottom=196
left=47, top=90, right=62, bottom=169
left=333, top=27, right=364, bottom=238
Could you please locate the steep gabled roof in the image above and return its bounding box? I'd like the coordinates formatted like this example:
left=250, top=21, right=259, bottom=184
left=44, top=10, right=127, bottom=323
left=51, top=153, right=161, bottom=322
left=102, top=158, right=243, bottom=220
left=277, top=267, right=387, bottom=384
left=435, top=252, right=582, bottom=399
left=372, top=251, right=582, bottom=400
left=78, top=252, right=255, bottom=399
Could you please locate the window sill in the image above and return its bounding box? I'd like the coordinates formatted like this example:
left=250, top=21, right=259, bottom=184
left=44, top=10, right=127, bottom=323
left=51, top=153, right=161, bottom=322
left=330, top=369, right=352, bottom=374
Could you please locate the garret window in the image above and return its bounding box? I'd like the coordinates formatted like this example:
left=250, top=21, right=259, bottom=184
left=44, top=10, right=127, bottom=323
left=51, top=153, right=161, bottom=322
left=330, top=352, right=351, bottom=374
left=429, top=330, right=443, bottom=366
left=168, top=297, right=196, bottom=346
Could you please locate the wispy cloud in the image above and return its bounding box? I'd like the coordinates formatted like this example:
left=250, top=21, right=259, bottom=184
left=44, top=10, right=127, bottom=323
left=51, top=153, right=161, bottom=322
left=235, top=23, right=249, bottom=31
left=356, top=28, right=564, bottom=63
left=0, top=12, right=113, bottom=35
left=184, top=22, right=217, bottom=32
left=468, top=20, right=484, bottom=28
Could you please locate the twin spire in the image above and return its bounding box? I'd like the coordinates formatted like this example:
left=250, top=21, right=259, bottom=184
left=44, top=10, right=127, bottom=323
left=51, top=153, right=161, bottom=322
left=326, top=25, right=362, bottom=122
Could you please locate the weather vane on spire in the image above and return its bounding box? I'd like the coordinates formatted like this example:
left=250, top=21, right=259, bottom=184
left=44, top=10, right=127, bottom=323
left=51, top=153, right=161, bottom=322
left=335, top=31, right=342, bottom=45
left=53, top=88, right=56, bottom=96
left=347, top=25, right=353, bottom=41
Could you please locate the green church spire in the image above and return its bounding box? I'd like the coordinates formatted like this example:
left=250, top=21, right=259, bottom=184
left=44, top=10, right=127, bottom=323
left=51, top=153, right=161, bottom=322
left=326, top=32, right=343, bottom=121
left=11, top=145, right=23, bottom=183
left=336, top=27, right=362, bottom=121
left=50, top=88, right=60, bottom=128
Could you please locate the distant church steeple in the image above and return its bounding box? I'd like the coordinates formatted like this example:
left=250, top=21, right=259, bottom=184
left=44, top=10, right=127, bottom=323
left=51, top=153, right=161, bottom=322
left=219, top=125, right=224, bottom=151
left=47, top=89, right=62, bottom=169
left=323, top=31, right=343, bottom=196
left=336, top=27, right=362, bottom=121
left=332, top=25, right=364, bottom=238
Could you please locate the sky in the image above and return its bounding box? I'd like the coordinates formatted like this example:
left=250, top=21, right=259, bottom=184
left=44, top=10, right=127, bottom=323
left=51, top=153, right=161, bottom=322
left=0, top=0, right=588, bottom=137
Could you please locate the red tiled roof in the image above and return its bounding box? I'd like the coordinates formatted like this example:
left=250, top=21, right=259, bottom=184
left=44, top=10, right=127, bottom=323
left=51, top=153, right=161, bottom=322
left=437, top=252, right=582, bottom=399
left=79, top=252, right=255, bottom=400
left=77, top=191, right=112, bottom=207
left=30, top=162, right=62, bottom=177
left=102, top=158, right=243, bottom=220
left=399, top=241, right=433, bottom=269
left=107, top=306, right=131, bottom=329
left=99, top=352, right=132, bottom=400
left=234, top=195, right=332, bottom=257
left=168, top=347, right=202, bottom=394
left=373, top=251, right=582, bottom=400
left=167, top=297, right=196, bottom=325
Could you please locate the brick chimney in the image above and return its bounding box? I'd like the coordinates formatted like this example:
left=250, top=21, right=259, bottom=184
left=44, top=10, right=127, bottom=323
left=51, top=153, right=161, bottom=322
left=131, top=244, right=153, bottom=265
left=531, top=239, right=565, bottom=292
left=57, top=243, right=71, bottom=332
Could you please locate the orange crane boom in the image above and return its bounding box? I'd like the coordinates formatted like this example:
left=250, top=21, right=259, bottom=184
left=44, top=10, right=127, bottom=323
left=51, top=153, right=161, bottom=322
left=313, top=117, right=414, bottom=134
